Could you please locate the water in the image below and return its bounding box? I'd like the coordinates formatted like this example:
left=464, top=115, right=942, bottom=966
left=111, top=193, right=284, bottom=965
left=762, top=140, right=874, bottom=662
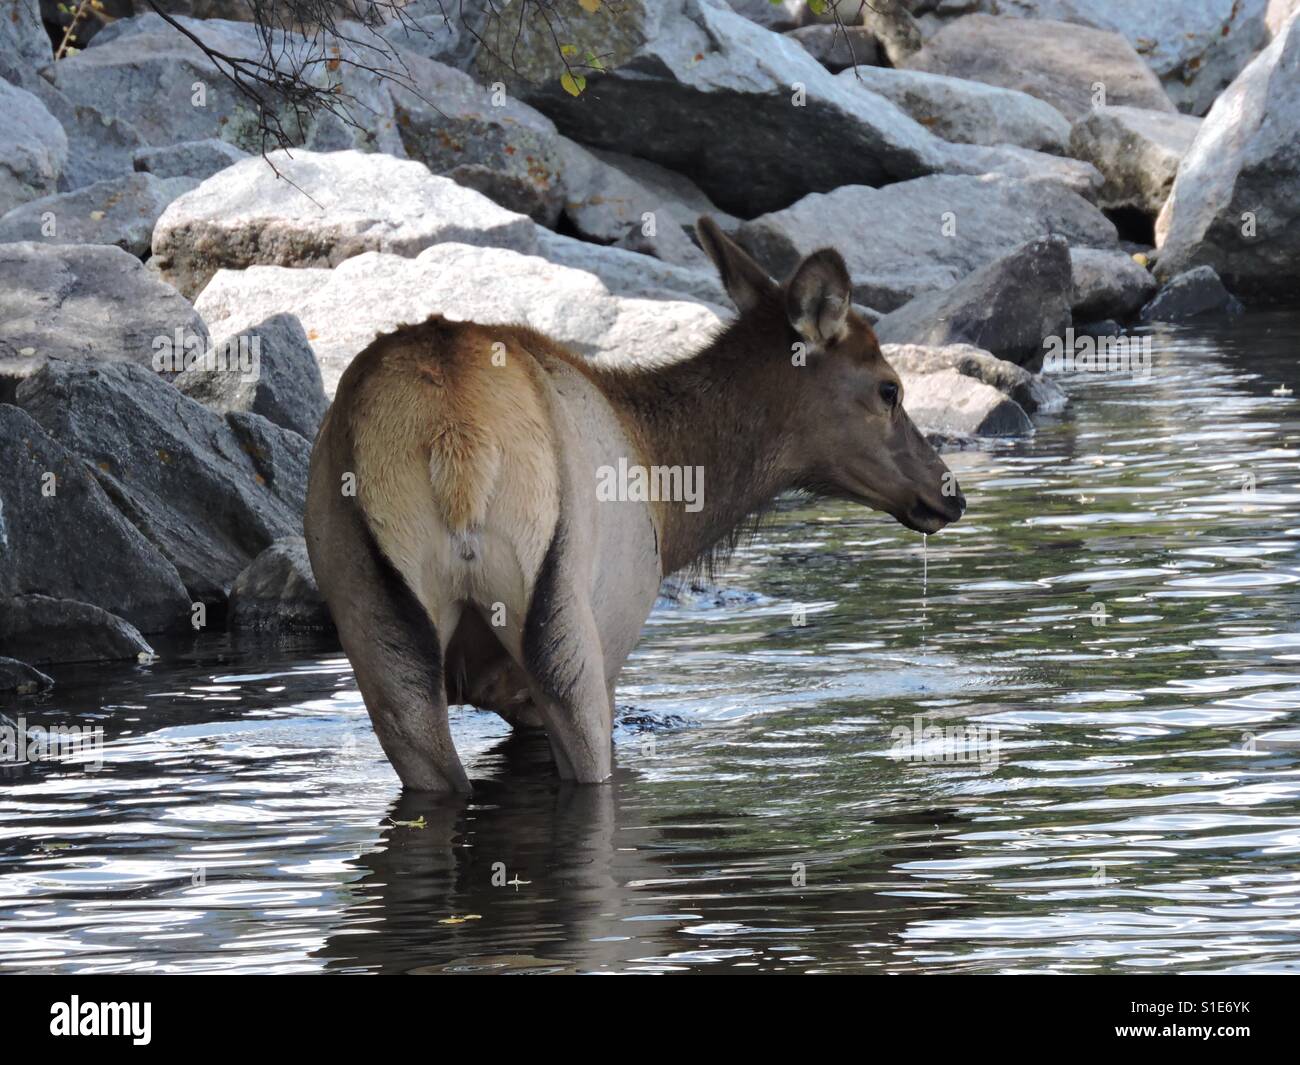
left=2, top=314, right=1298, bottom=974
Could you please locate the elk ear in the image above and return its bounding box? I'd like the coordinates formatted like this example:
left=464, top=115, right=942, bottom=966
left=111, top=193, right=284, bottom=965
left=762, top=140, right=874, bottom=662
left=696, top=215, right=777, bottom=313
left=786, top=249, right=852, bottom=347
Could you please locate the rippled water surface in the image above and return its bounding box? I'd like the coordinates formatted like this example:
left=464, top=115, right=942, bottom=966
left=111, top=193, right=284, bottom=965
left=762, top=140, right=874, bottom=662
left=2, top=315, right=1299, bottom=974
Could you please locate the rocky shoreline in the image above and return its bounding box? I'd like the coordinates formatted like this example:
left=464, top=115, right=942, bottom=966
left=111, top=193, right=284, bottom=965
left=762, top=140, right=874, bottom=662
left=2, top=0, right=1298, bottom=686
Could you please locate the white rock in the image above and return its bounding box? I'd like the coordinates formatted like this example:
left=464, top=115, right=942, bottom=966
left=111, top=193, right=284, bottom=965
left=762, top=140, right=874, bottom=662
left=151, top=149, right=539, bottom=299
left=194, top=243, right=723, bottom=396
left=1155, top=15, right=1300, bottom=300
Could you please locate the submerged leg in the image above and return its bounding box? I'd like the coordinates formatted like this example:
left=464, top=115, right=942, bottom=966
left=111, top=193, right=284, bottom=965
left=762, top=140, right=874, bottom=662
left=306, top=476, right=468, bottom=794
left=522, top=532, right=613, bottom=784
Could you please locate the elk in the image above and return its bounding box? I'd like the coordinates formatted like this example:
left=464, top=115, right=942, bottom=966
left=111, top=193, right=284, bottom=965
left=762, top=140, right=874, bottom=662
left=304, top=218, right=965, bottom=792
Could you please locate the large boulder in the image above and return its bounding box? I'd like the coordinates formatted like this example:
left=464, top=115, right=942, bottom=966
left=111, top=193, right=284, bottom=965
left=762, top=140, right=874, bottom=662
left=0, top=594, right=154, bottom=665
left=151, top=148, right=538, bottom=299
left=900, top=370, right=1033, bottom=437
left=24, top=80, right=146, bottom=191
left=0, top=173, right=198, bottom=258
left=0, top=657, right=53, bottom=694
left=133, top=138, right=250, bottom=182
left=904, top=14, right=1177, bottom=121
left=0, top=403, right=191, bottom=634
left=786, top=25, right=880, bottom=72
left=388, top=49, right=567, bottom=224
left=0, top=242, right=209, bottom=380
left=0, top=0, right=51, bottom=88
left=15, top=361, right=309, bottom=604
left=1140, top=266, right=1245, bottom=321
left=554, top=138, right=714, bottom=268
left=1154, top=16, right=1300, bottom=302
left=1069, top=106, right=1202, bottom=216
left=195, top=243, right=724, bottom=395
left=873, top=236, right=1073, bottom=366
left=176, top=313, right=329, bottom=439
left=950, top=142, right=1102, bottom=200
left=229, top=536, right=334, bottom=631
left=883, top=342, right=1066, bottom=416
left=534, top=230, right=729, bottom=307
left=48, top=14, right=404, bottom=155
left=0, top=78, right=67, bottom=217
left=471, top=0, right=957, bottom=216
left=835, top=66, right=1071, bottom=154
left=734, top=173, right=1116, bottom=311
left=951, top=0, right=1271, bottom=116
left=1069, top=248, right=1158, bottom=322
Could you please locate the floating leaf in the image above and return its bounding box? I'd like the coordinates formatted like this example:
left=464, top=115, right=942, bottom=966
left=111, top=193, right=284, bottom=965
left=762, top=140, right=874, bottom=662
left=388, top=816, right=426, bottom=829
left=560, top=71, right=587, bottom=97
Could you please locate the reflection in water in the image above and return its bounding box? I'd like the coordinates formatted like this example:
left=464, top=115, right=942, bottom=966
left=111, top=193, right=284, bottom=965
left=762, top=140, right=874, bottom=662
left=1, top=314, right=1298, bottom=974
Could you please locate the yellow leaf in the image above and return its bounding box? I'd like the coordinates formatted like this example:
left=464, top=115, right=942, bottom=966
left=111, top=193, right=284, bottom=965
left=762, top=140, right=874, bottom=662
left=578, top=0, right=600, bottom=11
left=560, top=72, right=586, bottom=97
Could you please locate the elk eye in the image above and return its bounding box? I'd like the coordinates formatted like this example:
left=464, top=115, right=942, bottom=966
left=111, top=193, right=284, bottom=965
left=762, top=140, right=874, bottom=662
left=879, top=381, right=899, bottom=409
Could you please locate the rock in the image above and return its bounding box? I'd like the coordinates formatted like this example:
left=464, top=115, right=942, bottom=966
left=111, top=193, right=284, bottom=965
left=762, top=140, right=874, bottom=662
left=953, top=0, right=1271, bottom=116
left=379, top=0, right=477, bottom=65
left=787, top=24, right=880, bottom=72
left=477, top=0, right=955, bottom=216
left=0, top=403, right=191, bottom=633
left=151, top=148, right=538, bottom=300
left=873, top=235, right=1073, bottom=365
left=735, top=173, right=1116, bottom=311
left=0, top=0, right=51, bottom=88
left=0, top=242, right=209, bottom=380
left=48, top=15, right=404, bottom=156
left=729, top=0, right=804, bottom=31
left=224, top=410, right=312, bottom=518
left=1069, top=106, right=1201, bottom=216
left=554, top=138, right=711, bottom=269
left=25, top=80, right=146, bottom=191
left=1069, top=247, right=1158, bottom=321
left=951, top=143, right=1103, bottom=200
left=133, top=138, right=250, bottom=182
left=0, top=594, right=155, bottom=665
left=534, top=229, right=729, bottom=307
left=176, top=313, right=328, bottom=439
left=0, top=78, right=67, bottom=217
left=859, top=0, right=925, bottom=65
left=388, top=50, right=567, bottom=224
left=0, top=173, right=198, bottom=258
left=900, top=369, right=1033, bottom=437
left=195, top=244, right=724, bottom=396
left=229, top=536, right=334, bottom=631
left=15, top=360, right=308, bottom=604
left=836, top=66, right=1071, bottom=153
left=1154, top=18, right=1300, bottom=302
left=882, top=341, right=1066, bottom=414
left=0, top=657, right=53, bottom=694
left=904, top=14, right=1176, bottom=121
left=1269, top=0, right=1300, bottom=35
left=1140, top=265, right=1245, bottom=321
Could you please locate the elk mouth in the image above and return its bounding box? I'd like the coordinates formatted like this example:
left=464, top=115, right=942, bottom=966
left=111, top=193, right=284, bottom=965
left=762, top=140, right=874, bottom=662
left=899, top=493, right=965, bottom=534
